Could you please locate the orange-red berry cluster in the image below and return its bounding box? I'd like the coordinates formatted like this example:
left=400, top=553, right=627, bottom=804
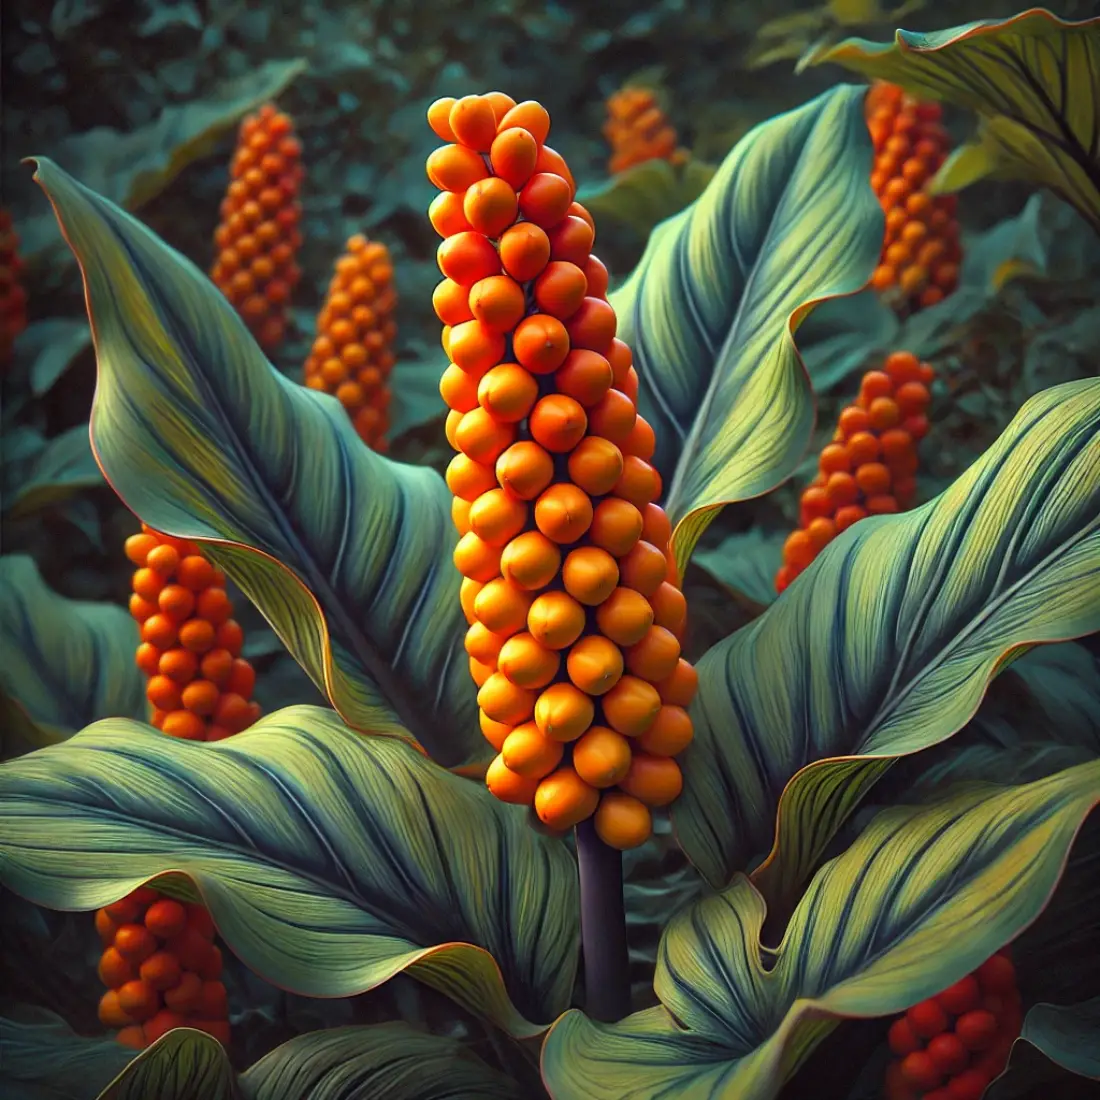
left=603, top=86, right=689, bottom=176
left=126, top=526, right=261, bottom=741
left=776, top=351, right=934, bottom=593
left=426, top=91, right=698, bottom=851
left=211, top=103, right=304, bottom=351
left=95, top=887, right=229, bottom=1050
left=303, top=235, right=397, bottom=450
left=885, top=949, right=1022, bottom=1100
left=0, top=208, right=28, bottom=366
left=866, top=82, right=961, bottom=312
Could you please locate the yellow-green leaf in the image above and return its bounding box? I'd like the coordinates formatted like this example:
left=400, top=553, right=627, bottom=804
left=98, top=1029, right=236, bottom=1100
left=542, top=761, right=1100, bottom=1099
left=813, top=10, right=1100, bottom=232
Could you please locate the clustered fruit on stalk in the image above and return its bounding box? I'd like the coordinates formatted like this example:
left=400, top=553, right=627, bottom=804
left=0, top=208, right=28, bottom=367
left=777, top=351, right=934, bottom=593
left=426, top=91, right=697, bottom=852
left=303, top=234, right=397, bottom=451
left=211, top=104, right=304, bottom=352
left=602, top=86, right=689, bottom=175
left=95, top=887, right=229, bottom=1049
left=866, top=82, right=962, bottom=313
left=885, top=949, right=1023, bottom=1100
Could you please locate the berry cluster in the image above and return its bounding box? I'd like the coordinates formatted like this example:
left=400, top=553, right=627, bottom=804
left=0, top=208, right=28, bottom=366
left=303, top=234, right=397, bottom=451
left=603, top=86, right=689, bottom=176
left=866, top=82, right=962, bottom=313
left=885, top=950, right=1023, bottom=1100
left=126, top=526, right=261, bottom=741
left=96, top=887, right=229, bottom=1049
left=776, top=351, right=934, bottom=593
left=426, top=92, right=697, bottom=851
left=211, top=103, right=304, bottom=352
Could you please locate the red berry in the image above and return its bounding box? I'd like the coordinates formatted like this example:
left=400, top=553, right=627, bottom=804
left=900, top=1050, right=943, bottom=1091
left=888, top=1016, right=922, bottom=1056
left=907, top=999, right=949, bottom=1038
left=927, top=1032, right=970, bottom=1075
left=955, top=1009, right=998, bottom=1051
left=975, top=954, right=1016, bottom=996
left=935, top=974, right=981, bottom=1016
left=947, top=1067, right=994, bottom=1100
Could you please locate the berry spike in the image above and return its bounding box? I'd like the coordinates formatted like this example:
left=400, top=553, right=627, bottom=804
left=0, top=208, right=28, bottom=367
left=602, top=85, right=689, bottom=176
left=865, top=82, right=962, bottom=315
left=426, top=92, right=696, bottom=853
left=211, top=103, right=304, bottom=352
left=303, top=234, right=397, bottom=451
left=776, top=352, right=935, bottom=595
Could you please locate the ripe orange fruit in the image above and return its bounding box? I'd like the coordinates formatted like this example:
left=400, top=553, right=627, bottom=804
left=534, top=766, right=599, bottom=830
left=619, top=753, right=683, bottom=806
left=572, top=726, right=632, bottom=787
left=594, top=791, right=653, bottom=849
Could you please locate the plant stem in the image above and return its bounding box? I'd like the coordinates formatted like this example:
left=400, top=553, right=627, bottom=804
left=575, top=817, right=630, bottom=1023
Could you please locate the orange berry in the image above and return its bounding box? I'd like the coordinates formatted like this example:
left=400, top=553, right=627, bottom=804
left=562, top=546, right=620, bottom=606
left=138, top=950, right=182, bottom=993
left=587, top=389, right=637, bottom=446
left=427, top=97, right=458, bottom=140
left=98, top=989, right=136, bottom=1029
left=637, top=704, right=693, bottom=756
left=132, top=567, right=165, bottom=602
left=527, top=590, right=587, bottom=650
left=595, top=586, right=654, bottom=647
left=856, top=462, right=892, bottom=496
left=535, top=767, right=600, bottom=831
left=136, top=642, right=162, bottom=676
left=114, top=924, right=158, bottom=963
left=534, top=482, right=594, bottom=544
left=163, top=970, right=204, bottom=1013
left=614, top=456, right=661, bottom=509
left=589, top=497, right=643, bottom=557
left=535, top=146, right=577, bottom=197
left=469, top=274, right=525, bottom=332
left=640, top=505, right=672, bottom=553
left=460, top=578, right=485, bottom=627
left=500, top=529, right=562, bottom=590
left=902, top=414, right=929, bottom=441
left=594, top=791, right=652, bottom=850
left=98, top=945, right=135, bottom=988
left=555, top=349, right=613, bottom=407
left=895, top=381, right=930, bottom=416
left=440, top=361, right=480, bottom=412
left=196, top=980, right=229, bottom=1020
left=449, top=95, right=498, bottom=151
left=196, top=587, right=232, bottom=624
left=866, top=494, right=900, bottom=514
left=473, top=578, right=532, bottom=636
left=583, top=254, right=609, bottom=298
left=463, top=177, right=520, bottom=237
left=535, top=260, right=589, bottom=319
left=146, top=674, right=182, bottom=712
left=499, top=101, right=551, bottom=145
left=530, top=393, right=588, bottom=452
left=117, top=979, right=160, bottom=1022
left=649, top=582, right=687, bottom=635
left=880, top=428, right=914, bottom=463
left=496, top=440, right=555, bottom=501
left=624, top=625, right=681, bottom=682
left=453, top=532, right=504, bottom=583
left=469, top=488, right=528, bottom=547
left=859, top=371, right=894, bottom=405
left=501, top=722, right=564, bottom=778
left=825, top=471, right=860, bottom=508
left=160, top=710, right=207, bottom=739
left=181, top=679, right=221, bottom=716
left=498, top=632, right=561, bottom=689
left=519, top=173, right=573, bottom=228
left=438, top=232, right=501, bottom=287
left=602, top=675, right=661, bottom=737
left=513, top=314, right=571, bottom=375
left=534, top=682, right=595, bottom=742
left=176, top=555, right=217, bottom=591
left=125, top=533, right=160, bottom=565
left=447, top=454, right=498, bottom=501
left=547, top=216, right=593, bottom=269
left=618, top=540, right=668, bottom=599
left=466, top=621, right=506, bottom=665
left=486, top=754, right=540, bottom=804
left=96, top=908, right=120, bottom=945
left=871, top=264, right=896, bottom=292
left=143, top=1008, right=189, bottom=1044
left=498, top=221, right=551, bottom=282
left=480, top=711, right=512, bottom=750
left=179, top=618, right=217, bottom=653
left=433, top=279, right=474, bottom=327
left=805, top=516, right=837, bottom=554
left=619, top=752, right=683, bottom=806
left=838, top=406, right=871, bottom=438
left=783, top=530, right=816, bottom=571
left=568, top=436, right=624, bottom=496
left=215, top=619, right=244, bottom=657
left=623, top=415, right=656, bottom=461
left=566, top=634, right=624, bottom=696
left=469, top=657, right=494, bottom=687
left=426, top=144, right=489, bottom=192
left=566, top=297, right=617, bottom=356
left=146, top=544, right=181, bottom=574
left=490, top=126, right=539, bottom=189
left=572, top=726, right=632, bottom=788
left=448, top=320, right=507, bottom=377
left=846, top=430, right=881, bottom=466
left=800, top=487, right=832, bottom=524
left=454, top=406, right=514, bottom=464
left=834, top=504, right=867, bottom=532
left=478, top=671, right=537, bottom=725
left=428, top=191, right=472, bottom=238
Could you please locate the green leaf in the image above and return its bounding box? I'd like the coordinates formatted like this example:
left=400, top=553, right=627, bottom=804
left=575, top=159, right=717, bottom=240
left=1016, top=998, right=1100, bottom=1081
left=238, top=1024, right=525, bottom=1099
left=0, top=1006, right=135, bottom=1100
left=541, top=761, right=1100, bottom=1100
left=98, top=1029, right=237, bottom=1100
left=0, top=706, right=579, bottom=1037
left=11, top=59, right=307, bottom=282
left=609, top=85, right=883, bottom=574
left=31, top=157, right=481, bottom=769
left=691, top=529, right=783, bottom=615
left=813, top=10, right=1100, bottom=233
left=24, top=318, right=94, bottom=397
left=4, top=424, right=104, bottom=518
left=674, top=377, right=1100, bottom=901
left=0, top=555, right=146, bottom=744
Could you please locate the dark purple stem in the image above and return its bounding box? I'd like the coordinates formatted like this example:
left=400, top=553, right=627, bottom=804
left=575, top=817, right=630, bottom=1022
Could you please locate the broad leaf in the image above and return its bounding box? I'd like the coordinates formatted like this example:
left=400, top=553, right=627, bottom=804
left=691, top=529, right=784, bottom=615
left=98, top=1030, right=237, bottom=1100
left=1016, top=998, right=1100, bottom=1080
left=0, top=555, right=146, bottom=743
left=0, top=1006, right=134, bottom=1100
left=674, top=378, right=1100, bottom=901
left=4, top=424, right=104, bottom=518
left=238, top=1024, right=524, bottom=1099
left=23, top=318, right=94, bottom=396
left=814, top=10, right=1100, bottom=233
left=610, top=84, right=883, bottom=574
left=0, top=706, right=578, bottom=1037
left=32, top=157, right=480, bottom=768
left=541, top=761, right=1100, bottom=1100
